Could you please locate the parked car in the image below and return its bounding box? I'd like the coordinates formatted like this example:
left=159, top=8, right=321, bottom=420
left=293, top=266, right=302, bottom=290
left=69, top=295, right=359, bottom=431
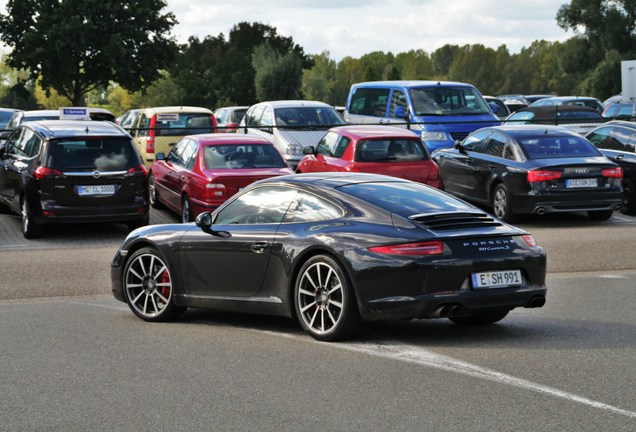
left=111, top=172, right=547, bottom=341
left=524, top=94, right=557, bottom=104
left=129, top=106, right=218, bottom=168
left=0, top=120, right=149, bottom=238
left=503, top=98, right=529, bottom=114
left=602, top=94, right=622, bottom=108
left=116, top=109, right=141, bottom=131
left=601, top=101, right=636, bottom=121
left=345, top=81, right=500, bottom=153
left=529, top=96, right=604, bottom=113
left=213, top=106, right=248, bottom=133
left=296, top=125, right=441, bottom=188
left=239, top=100, right=344, bottom=170
left=432, top=125, right=623, bottom=222
left=0, top=108, right=19, bottom=131
left=505, top=105, right=605, bottom=134
left=483, top=96, right=510, bottom=120
left=585, top=121, right=636, bottom=214
left=149, top=133, right=294, bottom=222
left=0, top=108, right=116, bottom=144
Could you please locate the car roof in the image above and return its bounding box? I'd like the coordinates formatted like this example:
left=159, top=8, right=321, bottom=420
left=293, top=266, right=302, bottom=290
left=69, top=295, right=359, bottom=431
left=474, top=124, right=583, bottom=137
left=24, top=120, right=128, bottom=138
left=253, top=100, right=334, bottom=109
left=185, top=133, right=275, bottom=145
left=138, top=106, right=212, bottom=114
left=261, top=172, right=408, bottom=188
left=352, top=80, right=475, bottom=88
left=511, top=105, right=601, bottom=115
left=592, top=120, right=636, bottom=130
left=328, top=125, right=420, bottom=139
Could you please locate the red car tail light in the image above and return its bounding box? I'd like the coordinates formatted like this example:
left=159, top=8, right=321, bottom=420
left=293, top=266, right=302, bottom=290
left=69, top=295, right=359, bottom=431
left=368, top=241, right=444, bottom=256
left=34, top=166, right=63, bottom=179
left=210, top=114, right=219, bottom=133
left=127, top=164, right=148, bottom=176
left=204, top=183, right=227, bottom=200
left=527, top=169, right=562, bottom=182
left=522, top=234, right=537, bottom=248
left=601, top=167, right=623, bottom=178
left=146, top=116, right=157, bottom=153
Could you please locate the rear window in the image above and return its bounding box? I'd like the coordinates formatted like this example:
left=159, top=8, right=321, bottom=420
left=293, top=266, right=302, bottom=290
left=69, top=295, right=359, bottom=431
left=519, top=136, right=602, bottom=159
left=204, top=143, right=287, bottom=169
left=274, top=107, right=344, bottom=127
left=46, top=138, right=139, bottom=171
left=154, top=113, right=214, bottom=136
left=355, top=138, right=429, bottom=162
left=338, top=181, right=474, bottom=217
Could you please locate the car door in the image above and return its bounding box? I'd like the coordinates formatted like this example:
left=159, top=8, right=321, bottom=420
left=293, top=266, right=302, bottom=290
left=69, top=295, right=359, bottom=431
left=177, top=185, right=298, bottom=297
left=0, top=128, right=34, bottom=209
left=307, top=131, right=350, bottom=172
left=468, top=132, right=508, bottom=203
left=158, top=140, right=189, bottom=211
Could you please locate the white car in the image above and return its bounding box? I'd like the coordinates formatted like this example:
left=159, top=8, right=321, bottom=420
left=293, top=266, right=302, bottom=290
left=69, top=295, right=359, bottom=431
left=239, top=100, right=344, bottom=169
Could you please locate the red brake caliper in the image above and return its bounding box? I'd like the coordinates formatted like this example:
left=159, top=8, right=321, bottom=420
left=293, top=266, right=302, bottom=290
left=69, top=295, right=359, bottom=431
left=160, top=270, right=170, bottom=301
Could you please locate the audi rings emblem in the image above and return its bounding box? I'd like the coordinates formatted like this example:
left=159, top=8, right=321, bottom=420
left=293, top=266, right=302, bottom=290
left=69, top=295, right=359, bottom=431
left=92, top=171, right=101, bottom=179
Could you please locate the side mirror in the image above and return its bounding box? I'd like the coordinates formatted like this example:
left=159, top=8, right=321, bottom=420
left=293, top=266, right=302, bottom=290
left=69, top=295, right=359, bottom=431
left=195, top=212, right=231, bottom=238
left=454, top=140, right=467, bottom=153
left=303, top=146, right=315, bottom=155
left=393, top=105, right=408, bottom=119
left=0, top=131, right=11, bottom=140
left=156, top=152, right=166, bottom=161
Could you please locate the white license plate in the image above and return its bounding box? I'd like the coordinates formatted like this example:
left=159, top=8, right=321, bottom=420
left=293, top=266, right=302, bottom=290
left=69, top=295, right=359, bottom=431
left=471, top=270, right=522, bottom=289
left=77, top=185, right=116, bottom=196
left=566, top=178, right=597, bottom=188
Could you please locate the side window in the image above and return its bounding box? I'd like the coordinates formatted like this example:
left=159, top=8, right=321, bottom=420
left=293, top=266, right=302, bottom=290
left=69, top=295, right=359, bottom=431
left=284, top=191, right=343, bottom=222
left=627, top=134, right=636, bottom=153
left=333, top=136, right=351, bottom=158
left=462, top=130, right=491, bottom=152
left=503, top=143, right=518, bottom=161
left=21, top=128, right=42, bottom=157
left=168, top=139, right=187, bottom=165
left=349, top=88, right=390, bottom=116
left=606, top=129, right=631, bottom=151
left=316, top=131, right=340, bottom=156
left=260, top=107, right=274, bottom=127
left=135, top=114, right=150, bottom=137
left=4, top=128, right=26, bottom=156
left=483, top=133, right=506, bottom=157
left=181, top=140, right=198, bottom=168
left=586, top=127, right=611, bottom=148
left=246, top=106, right=265, bottom=127
left=214, top=186, right=298, bottom=225
left=389, top=90, right=407, bottom=118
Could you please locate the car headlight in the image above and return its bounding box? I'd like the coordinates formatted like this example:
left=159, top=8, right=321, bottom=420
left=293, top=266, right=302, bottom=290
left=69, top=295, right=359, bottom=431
left=286, top=144, right=303, bottom=156
left=421, top=131, right=449, bottom=141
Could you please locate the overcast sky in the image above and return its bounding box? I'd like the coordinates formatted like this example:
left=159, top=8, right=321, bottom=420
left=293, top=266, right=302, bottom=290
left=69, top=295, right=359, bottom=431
left=0, top=0, right=574, bottom=60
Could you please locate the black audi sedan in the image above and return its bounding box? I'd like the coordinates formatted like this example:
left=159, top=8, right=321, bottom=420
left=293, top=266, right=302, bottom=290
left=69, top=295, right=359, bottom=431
left=432, top=125, right=623, bottom=222
left=585, top=121, right=636, bottom=214
left=0, top=120, right=149, bottom=238
left=111, top=172, right=547, bottom=341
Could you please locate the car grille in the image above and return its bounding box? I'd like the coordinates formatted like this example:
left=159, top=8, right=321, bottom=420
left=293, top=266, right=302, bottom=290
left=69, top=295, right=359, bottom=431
left=410, top=212, right=502, bottom=230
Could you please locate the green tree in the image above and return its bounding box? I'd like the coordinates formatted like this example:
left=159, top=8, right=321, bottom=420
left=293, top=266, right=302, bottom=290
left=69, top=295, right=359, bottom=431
left=302, top=51, right=339, bottom=105
left=395, top=50, right=434, bottom=80
left=253, top=42, right=304, bottom=100
left=0, top=0, right=179, bottom=105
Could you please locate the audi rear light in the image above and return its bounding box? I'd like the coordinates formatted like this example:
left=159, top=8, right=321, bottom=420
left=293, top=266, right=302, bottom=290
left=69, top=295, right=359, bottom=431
left=601, top=167, right=623, bottom=178
left=34, top=166, right=63, bottom=179
left=368, top=241, right=444, bottom=256
left=527, top=169, right=562, bottom=182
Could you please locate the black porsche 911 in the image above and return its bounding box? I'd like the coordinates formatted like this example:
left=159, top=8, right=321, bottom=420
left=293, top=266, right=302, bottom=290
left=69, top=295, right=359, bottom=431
left=111, top=173, right=547, bottom=341
left=432, top=125, right=623, bottom=223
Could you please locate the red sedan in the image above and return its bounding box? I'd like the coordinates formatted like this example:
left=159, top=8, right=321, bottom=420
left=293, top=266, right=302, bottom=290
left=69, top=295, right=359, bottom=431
left=296, top=125, right=441, bottom=188
left=149, top=134, right=294, bottom=222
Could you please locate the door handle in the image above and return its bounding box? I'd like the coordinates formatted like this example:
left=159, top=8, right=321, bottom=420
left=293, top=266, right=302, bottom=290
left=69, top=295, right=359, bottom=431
left=251, top=241, right=270, bottom=253
left=488, top=164, right=496, bottom=170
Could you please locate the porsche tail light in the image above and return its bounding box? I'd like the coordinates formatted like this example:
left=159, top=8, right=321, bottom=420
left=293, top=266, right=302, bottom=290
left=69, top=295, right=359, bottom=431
left=527, top=169, right=562, bottom=182
left=522, top=234, right=537, bottom=248
left=368, top=241, right=444, bottom=256
left=34, top=166, right=63, bottom=179
left=601, top=167, right=623, bottom=178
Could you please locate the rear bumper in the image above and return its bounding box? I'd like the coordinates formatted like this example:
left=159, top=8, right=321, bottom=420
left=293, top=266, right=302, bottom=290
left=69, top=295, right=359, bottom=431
left=34, top=199, right=148, bottom=224
left=511, top=190, right=623, bottom=214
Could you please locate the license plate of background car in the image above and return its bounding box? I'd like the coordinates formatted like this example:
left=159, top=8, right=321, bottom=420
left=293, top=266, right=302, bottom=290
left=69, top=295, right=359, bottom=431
left=566, top=178, right=597, bottom=188
left=77, top=185, right=116, bottom=196
left=471, top=270, right=522, bottom=289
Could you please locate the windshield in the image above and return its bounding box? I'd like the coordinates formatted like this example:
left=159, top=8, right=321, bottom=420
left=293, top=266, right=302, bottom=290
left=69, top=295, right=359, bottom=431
left=409, top=86, right=491, bottom=116
left=274, top=107, right=344, bottom=127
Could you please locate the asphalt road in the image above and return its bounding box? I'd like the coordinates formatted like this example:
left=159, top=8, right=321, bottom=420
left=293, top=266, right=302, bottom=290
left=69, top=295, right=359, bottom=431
left=0, top=208, right=635, bottom=431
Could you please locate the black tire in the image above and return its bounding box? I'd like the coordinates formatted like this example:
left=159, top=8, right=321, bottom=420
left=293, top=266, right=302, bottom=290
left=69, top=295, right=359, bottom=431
left=449, top=309, right=509, bottom=326
left=294, top=255, right=361, bottom=341
left=620, top=178, right=636, bottom=215
left=587, top=209, right=614, bottom=221
left=148, top=173, right=163, bottom=209
left=21, top=198, right=43, bottom=239
left=181, top=195, right=192, bottom=223
left=491, top=183, right=518, bottom=223
left=123, top=247, right=186, bottom=322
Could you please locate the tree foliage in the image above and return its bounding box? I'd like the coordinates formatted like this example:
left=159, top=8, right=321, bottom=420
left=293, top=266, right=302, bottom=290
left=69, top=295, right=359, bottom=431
left=0, top=0, right=179, bottom=105
left=253, top=42, right=304, bottom=100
